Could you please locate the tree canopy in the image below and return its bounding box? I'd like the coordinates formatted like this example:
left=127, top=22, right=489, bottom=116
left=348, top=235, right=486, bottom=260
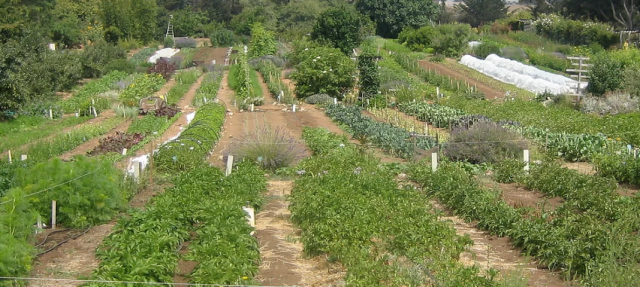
left=457, top=0, right=508, bottom=27
left=311, top=5, right=371, bottom=55
left=355, top=0, right=440, bottom=38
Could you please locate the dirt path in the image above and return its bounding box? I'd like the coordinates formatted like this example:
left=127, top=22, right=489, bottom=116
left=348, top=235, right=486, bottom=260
left=255, top=181, right=344, bottom=286
left=419, top=60, right=505, bottom=99
left=29, top=75, right=206, bottom=287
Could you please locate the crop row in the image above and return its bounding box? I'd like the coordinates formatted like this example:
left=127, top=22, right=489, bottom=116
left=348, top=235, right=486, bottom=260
left=119, top=73, right=166, bottom=107
left=193, top=67, right=224, bottom=107
left=255, top=60, right=295, bottom=104
left=0, top=116, right=90, bottom=154
left=166, top=69, right=202, bottom=104
left=60, top=70, right=130, bottom=115
left=291, top=127, right=495, bottom=286
left=411, top=161, right=640, bottom=286
left=325, top=104, right=436, bottom=159
left=228, top=51, right=263, bottom=109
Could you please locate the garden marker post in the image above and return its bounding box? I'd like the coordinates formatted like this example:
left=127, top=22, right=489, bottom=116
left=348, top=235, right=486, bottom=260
left=21, top=155, right=27, bottom=161
left=436, top=87, right=440, bottom=97
left=524, top=150, right=530, bottom=172
left=334, top=98, right=337, bottom=105
left=225, top=156, right=234, bottom=176
left=36, top=216, right=43, bottom=234
left=292, top=104, right=297, bottom=113
left=7, top=150, right=11, bottom=163
left=122, top=148, right=127, bottom=156
left=51, top=200, right=57, bottom=230
left=49, top=108, right=53, bottom=119
left=432, top=153, right=438, bottom=172
left=133, top=162, right=141, bottom=183
left=250, top=104, right=254, bottom=112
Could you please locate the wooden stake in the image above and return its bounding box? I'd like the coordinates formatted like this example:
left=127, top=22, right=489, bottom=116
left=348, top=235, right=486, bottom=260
left=431, top=153, right=438, bottom=172
left=226, top=155, right=234, bottom=176
left=51, top=200, right=57, bottom=230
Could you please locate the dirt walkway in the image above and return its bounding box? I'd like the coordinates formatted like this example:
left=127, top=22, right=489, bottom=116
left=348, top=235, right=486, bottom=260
left=255, top=181, right=344, bottom=286
left=29, top=75, right=206, bottom=287
left=419, top=60, right=505, bottom=99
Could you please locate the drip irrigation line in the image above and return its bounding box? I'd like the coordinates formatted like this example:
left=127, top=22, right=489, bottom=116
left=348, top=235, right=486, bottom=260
left=36, top=228, right=70, bottom=247
left=0, top=167, right=102, bottom=206
left=0, top=277, right=289, bottom=287
left=36, top=225, right=92, bottom=256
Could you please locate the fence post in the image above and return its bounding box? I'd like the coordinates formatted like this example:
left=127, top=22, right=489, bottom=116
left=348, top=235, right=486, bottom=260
left=225, top=156, right=234, bottom=176
left=523, top=149, right=530, bottom=172
left=431, top=153, right=438, bottom=172
left=51, top=200, right=57, bottom=230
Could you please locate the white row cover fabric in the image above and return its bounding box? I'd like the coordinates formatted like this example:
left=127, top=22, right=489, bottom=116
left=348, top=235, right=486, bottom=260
left=459, top=54, right=587, bottom=95
left=148, top=48, right=180, bottom=64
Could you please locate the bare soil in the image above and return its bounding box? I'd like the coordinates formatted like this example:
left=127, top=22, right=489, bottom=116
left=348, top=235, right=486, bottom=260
left=255, top=181, right=344, bottom=286
left=480, top=179, right=564, bottom=212
left=561, top=161, right=596, bottom=175
left=193, top=47, right=229, bottom=65
left=419, top=60, right=505, bottom=99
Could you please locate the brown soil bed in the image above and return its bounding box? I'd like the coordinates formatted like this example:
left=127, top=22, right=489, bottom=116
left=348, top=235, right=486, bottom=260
left=419, top=60, right=505, bottom=99
left=193, top=47, right=229, bottom=66
left=58, top=120, right=133, bottom=161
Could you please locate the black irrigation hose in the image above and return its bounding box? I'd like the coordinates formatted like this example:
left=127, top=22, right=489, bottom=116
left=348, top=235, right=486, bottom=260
left=36, top=228, right=70, bottom=247
left=36, top=226, right=92, bottom=256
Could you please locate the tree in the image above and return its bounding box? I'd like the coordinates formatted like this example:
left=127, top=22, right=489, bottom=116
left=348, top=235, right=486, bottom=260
left=277, top=0, right=326, bottom=40
left=230, top=1, right=277, bottom=35
left=355, top=0, right=439, bottom=38
left=290, top=46, right=357, bottom=99
left=357, top=52, right=380, bottom=99
left=171, top=8, right=210, bottom=37
left=457, top=0, right=508, bottom=27
left=311, top=5, right=370, bottom=55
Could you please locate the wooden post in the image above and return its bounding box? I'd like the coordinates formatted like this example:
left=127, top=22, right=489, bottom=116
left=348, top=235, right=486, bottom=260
left=225, top=155, right=234, bottom=176
left=51, top=200, right=57, bottom=230
left=431, top=153, right=438, bottom=172
left=523, top=150, right=530, bottom=172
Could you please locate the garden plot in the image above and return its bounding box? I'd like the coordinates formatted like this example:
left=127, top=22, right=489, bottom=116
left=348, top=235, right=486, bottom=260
left=148, top=48, right=180, bottom=64
left=460, top=54, right=586, bottom=95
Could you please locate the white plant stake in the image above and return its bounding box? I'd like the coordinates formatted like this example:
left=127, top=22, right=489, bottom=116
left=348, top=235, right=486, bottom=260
left=133, top=162, right=141, bottom=182
left=8, top=150, right=11, bottom=163
left=21, top=154, right=27, bottom=161
left=225, top=156, right=234, bottom=176
left=292, top=104, right=297, bottom=113
left=432, top=153, right=438, bottom=172
left=523, top=150, right=530, bottom=172
left=49, top=109, right=53, bottom=120
left=52, top=200, right=57, bottom=230
left=334, top=98, right=337, bottom=104
left=122, top=148, right=128, bottom=156
left=250, top=104, right=254, bottom=112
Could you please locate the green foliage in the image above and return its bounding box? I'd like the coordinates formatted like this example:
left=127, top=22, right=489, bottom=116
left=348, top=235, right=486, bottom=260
left=167, top=69, right=202, bottom=104
left=355, top=0, right=440, bottom=38
left=229, top=52, right=263, bottom=108
left=588, top=49, right=640, bottom=96
left=526, top=50, right=569, bottom=72
left=0, top=117, right=89, bottom=155
left=127, top=115, right=173, bottom=135
left=14, top=157, right=126, bottom=228
left=398, top=102, right=465, bottom=128
left=474, top=42, right=501, bottom=59
left=593, top=152, right=640, bottom=185
left=154, top=103, right=226, bottom=172
left=91, top=163, right=265, bottom=285
left=532, top=14, right=617, bottom=48
left=100, top=0, right=158, bottom=44
left=163, top=37, right=174, bottom=48
left=290, top=47, right=356, bottom=99
left=193, top=67, right=223, bottom=107
left=304, top=94, right=333, bottom=105
left=0, top=187, right=37, bottom=283
left=81, top=41, right=128, bottom=78
left=103, top=59, right=135, bottom=74
left=311, top=5, right=371, bottom=55
left=229, top=126, right=303, bottom=170
left=292, top=129, right=492, bottom=285
left=256, top=60, right=295, bottom=104
left=301, top=127, right=349, bottom=155
left=129, top=47, right=157, bottom=66
left=208, top=26, right=235, bottom=47
left=458, top=0, right=508, bottom=27
left=248, top=23, right=277, bottom=58
left=622, top=65, right=640, bottom=98
left=171, top=8, right=209, bottom=37
left=492, top=159, right=526, bottom=183
left=60, top=70, right=128, bottom=115
left=399, top=24, right=472, bottom=57
left=119, top=73, right=166, bottom=106
left=325, top=104, right=436, bottom=159
left=276, top=0, right=325, bottom=40
left=357, top=52, right=380, bottom=99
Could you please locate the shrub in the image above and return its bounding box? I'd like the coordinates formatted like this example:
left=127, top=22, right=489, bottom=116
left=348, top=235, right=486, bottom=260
left=358, top=52, right=380, bottom=99
left=588, top=53, right=625, bottom=96
left=493, top=159, right=526, bottom=183
left=399, top=24, right=472, bottom=57
left=474, top=42, right=501, bottom=59
left=129, top=47, right=157, bottom=66
left=532, top=14, right=617, bottom=48
left=209, top=27, right=235, bottom=47
left=443, top=122, right=527, bottom=164
left=290, top=47, right=356, bottom=99
left=14, top=157, right=126, bottom=228
left=527, top=51, right=568, bottom=72
left=164, top=37, right=175, bottom=48
left=147, top=58, right=177, bottom=80
left=228, top=126, right=304, bottom=171
left=248, top=23, right=277, bottom=58
left=305, top=94, right=333, bottom=105
left=104, top=59, right=135, bottom=74
left=500, top=46, right=528, bottom=61
left=580, top=92, right=639, bottom=115
left=489, top=22, right=511, bottom=34
left=80, top=41, right=127, bottom=78
left=622, top=65, right=640, bottom=98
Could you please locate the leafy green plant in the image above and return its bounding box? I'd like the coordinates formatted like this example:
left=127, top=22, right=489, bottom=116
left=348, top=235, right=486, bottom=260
left=163, top=36, right=174, bottom=48
left=119, top=73, right=166, bottom=106
left=443, top=122, right=527, bottom=164
left=474, top=42, right=501, bottom=59
left=311, top=5, right=371, bottom=55
left=255, top=60, right=295, bottom=104
left=325, top=104, right=436, bottom=159
left=166, top=69, right=202, bottom=104
left=290, top=47, right=356, bottom=99
left=493, top=159, right=526, bottom=183
left=59, top=70, right=129, bottom=115
left=228, top=52, right=263, bottom=108
left=358, top=52, right=380, bottom=99
left=304, top=94, right=333, bottom=105
left=129, top=47, right=157, bottom=66
left=14, top=157, right=126, bottom=228
left=248, top=23, right=276, bottom=58
left=193, top=68, right=223, bottom=107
